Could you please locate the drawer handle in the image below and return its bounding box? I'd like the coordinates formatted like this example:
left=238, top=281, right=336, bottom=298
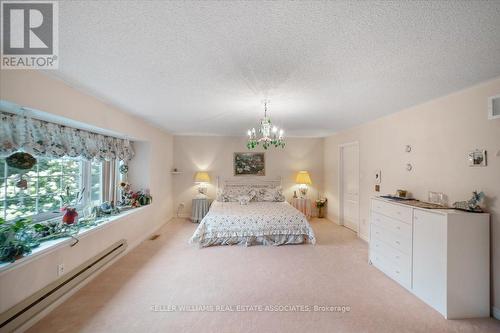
left=396, top=226, right=401, bottom=230
left=395, top=241, right=400, bottom=245
left=395, top=270, right=400, bottom=274
left=395, top=255, right=400, bottom=259
left=397, top=211, right=401, bottom=215
left=375, top=244, right=379, bottom=247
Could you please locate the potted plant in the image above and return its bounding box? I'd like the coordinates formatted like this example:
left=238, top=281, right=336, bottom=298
left=0, top=218, right=36, bottom=263
left=315, top=198, right=328, bottom=218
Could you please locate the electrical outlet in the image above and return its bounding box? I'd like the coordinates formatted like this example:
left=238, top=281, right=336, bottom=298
left=57, top=264, right=65, bottom=277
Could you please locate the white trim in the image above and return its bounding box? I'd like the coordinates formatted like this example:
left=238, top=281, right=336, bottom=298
left=493, top=306, right=500, bottom=320
left=338, top=141, right=360, bottom=235
left=359, top=233, right=369, bottom=242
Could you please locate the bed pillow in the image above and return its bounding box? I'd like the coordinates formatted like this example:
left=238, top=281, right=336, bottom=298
left=217, top=186, right=256, bottom=202
left=238, top=195, right=251, bottom=205
left=254, top=186, right=285, bottom=202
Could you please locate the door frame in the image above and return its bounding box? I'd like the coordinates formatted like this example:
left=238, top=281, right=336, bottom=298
left=338, top=141, right=360, bottom=234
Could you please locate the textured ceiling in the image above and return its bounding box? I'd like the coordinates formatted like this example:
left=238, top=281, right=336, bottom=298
left=50, top=0, right=500, bottom=137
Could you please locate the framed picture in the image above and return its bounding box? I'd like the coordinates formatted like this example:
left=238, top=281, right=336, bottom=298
left=234, top=152, right=265, bottom=176
left=468, top=149, right=487, bottom=167
left=488, top=95, right=500, bottom=120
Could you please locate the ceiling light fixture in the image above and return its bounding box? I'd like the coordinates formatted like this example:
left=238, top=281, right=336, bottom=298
left=246, top=100, right=285, bottom=150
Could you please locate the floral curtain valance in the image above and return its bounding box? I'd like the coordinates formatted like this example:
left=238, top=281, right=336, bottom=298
left=0, top=111, right=135, bottom=161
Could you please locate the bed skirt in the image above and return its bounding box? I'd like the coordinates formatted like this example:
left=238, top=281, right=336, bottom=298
left=190, top=232, right=316, bottom=247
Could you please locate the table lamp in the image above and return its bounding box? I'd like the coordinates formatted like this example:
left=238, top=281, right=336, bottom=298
left=194, top=171, right=210, bottom=198
left=295, top=171, right=312, bottom=198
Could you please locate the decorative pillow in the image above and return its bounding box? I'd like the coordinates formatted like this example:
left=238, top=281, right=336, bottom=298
left=253, top=186, right=285, bottom=202
left=217, top=186, right=256, bottom=202
left=238, top=195, right=251, bottom=205
left=274, top=187, right=286, bottom=202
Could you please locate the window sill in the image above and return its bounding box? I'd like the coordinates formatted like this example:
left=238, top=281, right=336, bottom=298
left=0, top=205, right=149, bottom=275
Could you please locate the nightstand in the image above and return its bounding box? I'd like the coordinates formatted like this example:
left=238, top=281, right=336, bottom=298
left=291, top=197, right=312, bottom=219
left=191, top=198, right=212, bottom=223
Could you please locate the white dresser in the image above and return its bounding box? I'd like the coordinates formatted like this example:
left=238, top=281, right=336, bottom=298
left=369, top=197, right=490, bottom=319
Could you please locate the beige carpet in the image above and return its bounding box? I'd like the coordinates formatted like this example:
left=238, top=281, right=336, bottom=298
left=28, top=218, right=499, bottom=333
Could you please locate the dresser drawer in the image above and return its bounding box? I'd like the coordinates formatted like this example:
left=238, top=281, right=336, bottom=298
left=371, top=212, right=412, bottom=240
left=371, top=223, right=412, bottom=255
left=370, top=237, right=411, bottom=270
left=371, top=199, right=412, bottom=224
left=370, top=248, right=411, bottom=288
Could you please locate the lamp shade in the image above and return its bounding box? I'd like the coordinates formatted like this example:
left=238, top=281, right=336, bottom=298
left=295, top=171, right=312, bottom=185
left=194, top=171, right=210, bottom=183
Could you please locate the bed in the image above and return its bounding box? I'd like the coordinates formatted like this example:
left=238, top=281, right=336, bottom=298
left=190, top=178, right=316, bottom=247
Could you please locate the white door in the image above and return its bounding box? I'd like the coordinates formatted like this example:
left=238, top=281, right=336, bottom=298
left=340, top=143, right=359, bottom=232
left=412, top=210, right=446, bottom=315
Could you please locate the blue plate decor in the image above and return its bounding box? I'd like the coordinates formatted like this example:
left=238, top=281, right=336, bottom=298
left=119, top=164, right=129, bottom=175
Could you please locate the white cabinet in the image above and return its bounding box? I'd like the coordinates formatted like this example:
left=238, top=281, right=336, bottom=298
left=369, top=198, right=490, bottom=319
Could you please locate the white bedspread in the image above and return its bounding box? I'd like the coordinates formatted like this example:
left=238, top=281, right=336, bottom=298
left=190, top=201, right=316, bottom=247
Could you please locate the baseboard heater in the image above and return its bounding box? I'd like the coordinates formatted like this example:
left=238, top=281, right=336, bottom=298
left=0, top=239, right=127, bottom=333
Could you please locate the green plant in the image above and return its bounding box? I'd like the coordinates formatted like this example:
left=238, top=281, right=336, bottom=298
left=0, top=217, right=34, bottom=263
left=60, top=186, right=85, bottom=207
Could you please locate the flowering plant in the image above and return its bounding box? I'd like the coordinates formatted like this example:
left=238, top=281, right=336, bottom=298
left=119, top=182, right=152, bottom=207
left=315, top=198, right=327, bottom=218
left=315, top=198, right=328, bottom=208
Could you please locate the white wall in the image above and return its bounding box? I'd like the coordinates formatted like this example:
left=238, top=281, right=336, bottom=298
left=0, top=70, right=174, bottom=313
left=173, top=136, right=324, bottom=216
left=323, top=77, right=500, bottom=313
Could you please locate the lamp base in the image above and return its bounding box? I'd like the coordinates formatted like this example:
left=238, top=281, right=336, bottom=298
left=196, top=184, right=207, bottom=198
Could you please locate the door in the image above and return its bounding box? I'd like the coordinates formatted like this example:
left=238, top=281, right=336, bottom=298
left=340, top=142, right=359, bottom=232
left=412, top=209, right=446, bottom=315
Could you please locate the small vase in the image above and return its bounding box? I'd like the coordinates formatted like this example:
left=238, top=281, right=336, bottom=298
left=62, top=208, right=78, bottom=225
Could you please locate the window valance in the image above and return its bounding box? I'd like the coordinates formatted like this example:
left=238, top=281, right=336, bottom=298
left=0, top=111, right=134, bottom=161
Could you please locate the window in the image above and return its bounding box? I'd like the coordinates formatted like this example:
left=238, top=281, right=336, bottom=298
left=0, top=157, right=103, bottom=222
left=90, top=160, right=102, bottom=205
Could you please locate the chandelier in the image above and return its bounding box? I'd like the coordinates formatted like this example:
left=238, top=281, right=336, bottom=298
left=246, top=100, right=285, bottom=150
